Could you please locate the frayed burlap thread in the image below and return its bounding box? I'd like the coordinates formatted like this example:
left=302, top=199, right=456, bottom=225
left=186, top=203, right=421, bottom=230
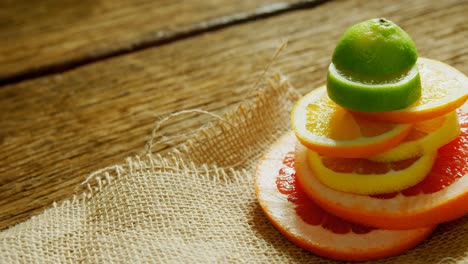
left=0, top=74, right=467, bottom=263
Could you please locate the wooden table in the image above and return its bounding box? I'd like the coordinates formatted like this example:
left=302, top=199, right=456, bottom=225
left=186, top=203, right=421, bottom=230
left=1, top=0, right=467, bottom=230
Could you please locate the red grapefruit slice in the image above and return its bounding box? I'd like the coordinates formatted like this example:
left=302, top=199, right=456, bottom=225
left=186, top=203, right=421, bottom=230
left=295, top=110, right=468, bottom=229
left=255, top=133, right=435, bottom=262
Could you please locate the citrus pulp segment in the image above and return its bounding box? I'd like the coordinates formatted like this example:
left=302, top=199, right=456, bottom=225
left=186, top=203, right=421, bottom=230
left=291, top=86, right=412, bottom=158
left=306, top=149, right=437, bottom=195
left=255, top=133, right=435, bottom=261
left=402, top=108, right=468, bottom=195
left=352, top=58, right=468, bottom=123
left=369, top=111, right=460, bottom=162
left=295, top=108, right=468, bottom=229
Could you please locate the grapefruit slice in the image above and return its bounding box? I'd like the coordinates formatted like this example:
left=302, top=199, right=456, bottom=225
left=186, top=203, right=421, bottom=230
left=295, top=109, right=468, bottom=229
left=255, top=133, right=435, bottom=262
left=291, top=86, right=412, bottom=158
left=306, top=149, right=437, bottom=195
left=369, top=111, right=460, bottom=162
left=352, top=58, right=468, bottom=123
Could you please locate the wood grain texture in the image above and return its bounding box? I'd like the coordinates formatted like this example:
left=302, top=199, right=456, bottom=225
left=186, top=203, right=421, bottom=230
left=1, top=0, right=467, bottom=230
left=0, top=0, right=322, bottom=84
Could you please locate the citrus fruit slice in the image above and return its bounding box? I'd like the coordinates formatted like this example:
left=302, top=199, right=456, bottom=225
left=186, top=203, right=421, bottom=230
left=352, top=58, right=468, bottom=123
left=306, top=149, right=437, bottom=195
left=255, top=133, right=435, bottom=261
left=369, top=111, right=460, bottom=162
left=295, top=109, right=468, bottom=229
left=328, top=18, right=421, bottom=112
left=327, top=63, right=421, bottom=112
left=291, top=86, right=412, bottom=158
left=332, top=18, right=418, bottom=76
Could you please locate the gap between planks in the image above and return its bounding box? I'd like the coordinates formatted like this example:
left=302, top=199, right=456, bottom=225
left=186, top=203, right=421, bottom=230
left=0, top=0, right=329, bottom=87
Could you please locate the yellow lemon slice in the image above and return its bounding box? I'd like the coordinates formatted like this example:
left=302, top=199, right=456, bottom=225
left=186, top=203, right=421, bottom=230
left=306, top=150, right=437, bottom=195
left=369, top=111, right=460, bottom=162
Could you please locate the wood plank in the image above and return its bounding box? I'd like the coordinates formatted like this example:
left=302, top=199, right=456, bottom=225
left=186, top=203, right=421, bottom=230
left=0, top=0, right=323, bottom=84
left=1, top=0, right=467, bottom=230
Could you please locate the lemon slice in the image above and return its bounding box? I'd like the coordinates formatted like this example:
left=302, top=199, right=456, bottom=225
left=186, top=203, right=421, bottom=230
left=369, top=111, right=460, bottom=162
left=306, top=150, right=437, bottom=195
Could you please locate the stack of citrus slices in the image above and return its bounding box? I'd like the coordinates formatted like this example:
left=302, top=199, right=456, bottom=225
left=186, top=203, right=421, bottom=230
left=255, top=18, right=468, bottom=262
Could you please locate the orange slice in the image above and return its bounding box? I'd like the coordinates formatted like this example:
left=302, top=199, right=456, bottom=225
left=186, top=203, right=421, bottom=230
left=352, top=58, right=468, bottom=123
left=255, top=133, right=435, bottom=262
left=291, top=86, right=412, bottom=158
left=369, top=111, right=460, bottom=162
left=294, top=108, right=468, bottom=229
left=306, top=149, right=437, bottom=195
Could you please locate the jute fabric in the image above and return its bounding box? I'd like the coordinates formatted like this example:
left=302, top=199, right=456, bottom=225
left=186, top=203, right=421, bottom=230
left=1, top=74, right=466, bottom=263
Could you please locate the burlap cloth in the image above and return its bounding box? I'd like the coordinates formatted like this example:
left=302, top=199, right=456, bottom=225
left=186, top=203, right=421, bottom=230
left=0, top=74, right=466, bottom=263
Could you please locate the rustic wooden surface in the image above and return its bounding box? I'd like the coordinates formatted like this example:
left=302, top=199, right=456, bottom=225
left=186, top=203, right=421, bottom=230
left=0, top=0, right=317, bottom=84
left=1, top=0, right=467, bottom=230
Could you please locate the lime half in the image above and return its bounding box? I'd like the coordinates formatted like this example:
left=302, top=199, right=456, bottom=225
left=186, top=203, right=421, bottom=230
left=327, top=18, right=421, bottom=112
left=327, top=63, right=421, bottom=112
